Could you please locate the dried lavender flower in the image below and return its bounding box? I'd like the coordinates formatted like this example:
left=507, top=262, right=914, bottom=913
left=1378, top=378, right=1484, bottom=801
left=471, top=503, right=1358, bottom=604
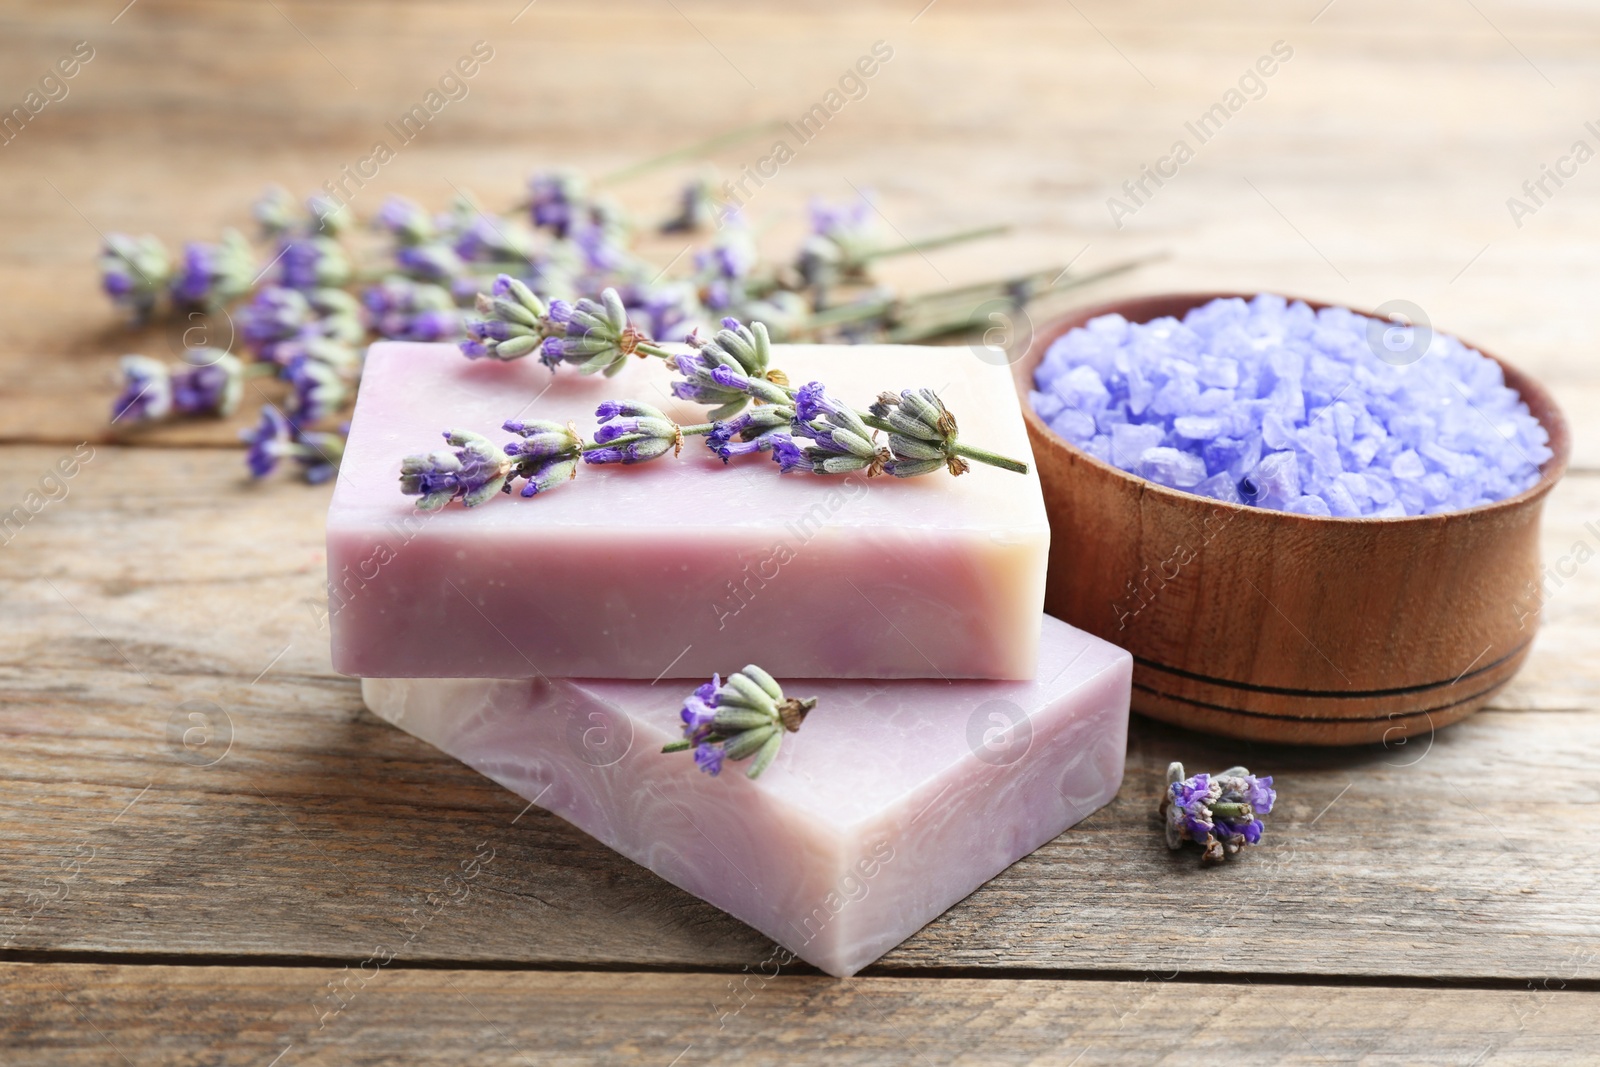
left=399, top=429, right=512, bottom=509
left=870, top=387, right=970, bottom=478
left=502, top=418, right=582, bottom=496
left=285, top=355, right=349, bottom=422
left=662, top=665, right=816, bottom=780
left=583, top=400, right=682, bottom=466
left=1161, top=761, right=1277, bottom=865
left=280, top=235, right=352, bottom=291
left=462, top=274, right=559, bottom=361
left=100, top=234, right=172, bottom=323
left=790, top=381, right=889, bottom=476
left=538, top=288, right=644, bottom=376
left=375, top=195, right=435, bottom=245
left=252, top=185, right=298, bottom=239
left=363, top=277, right=460, bottom=341
left=706, top=407, right=794, bottom=463
left=171, top=229, right=256, bottom=310
left=527, top=170, right=587, bottom=237
left=669, top=318, right=783, bottom=419
left=111, top=350, right=244, bottom=424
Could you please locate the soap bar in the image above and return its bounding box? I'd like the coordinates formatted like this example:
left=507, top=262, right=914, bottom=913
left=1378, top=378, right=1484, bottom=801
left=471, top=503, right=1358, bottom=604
left=361, top=614, right=1131, bottom=977
left=327, top=342, right=1048, bottom=680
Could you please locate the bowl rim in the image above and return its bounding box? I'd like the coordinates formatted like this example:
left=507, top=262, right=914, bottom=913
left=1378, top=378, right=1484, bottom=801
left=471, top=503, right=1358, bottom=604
left=1013, top=290, right=1572, bottom=526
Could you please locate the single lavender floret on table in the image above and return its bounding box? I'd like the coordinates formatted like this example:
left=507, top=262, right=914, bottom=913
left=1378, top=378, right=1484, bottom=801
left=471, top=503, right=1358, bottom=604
left=1161, top=761, right=1276, bottom=865
left=662, top=665, right=817, bottom=780
left=1029, top=293, right=1554, bottom=517
left=111, top=350, right=244, bottom=424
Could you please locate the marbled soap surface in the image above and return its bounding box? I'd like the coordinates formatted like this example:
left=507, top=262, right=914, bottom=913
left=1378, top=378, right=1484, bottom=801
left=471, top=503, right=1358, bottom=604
left=329, top=342, right=1048, bottom=680
left=362, top=614, right=1130, bottom=977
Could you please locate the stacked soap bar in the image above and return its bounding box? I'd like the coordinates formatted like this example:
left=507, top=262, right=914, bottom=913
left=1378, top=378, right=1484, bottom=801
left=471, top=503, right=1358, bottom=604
left=328, top=342, right=1050, bottom=680
left=363, top=614, right=1131, bottom=977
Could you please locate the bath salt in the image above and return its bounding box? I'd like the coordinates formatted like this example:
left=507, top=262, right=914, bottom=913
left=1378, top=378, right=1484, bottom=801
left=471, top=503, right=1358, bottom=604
left=1030, top=294, right=1554, bottom=517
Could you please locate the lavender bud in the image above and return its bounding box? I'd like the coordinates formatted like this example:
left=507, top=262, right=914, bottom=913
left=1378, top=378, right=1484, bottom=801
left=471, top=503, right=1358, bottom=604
left=100, top=234, right=173, bottom=324
left=663, top=666, right=815, bottom=780
left=399, top=429, right=513, bottom=510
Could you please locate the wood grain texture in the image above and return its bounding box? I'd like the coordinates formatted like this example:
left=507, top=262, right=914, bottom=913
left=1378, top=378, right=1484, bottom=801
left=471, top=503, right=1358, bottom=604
left=3, top=445, right=1598, bottom=981
left=4, top=964, right=1598, bottom=1066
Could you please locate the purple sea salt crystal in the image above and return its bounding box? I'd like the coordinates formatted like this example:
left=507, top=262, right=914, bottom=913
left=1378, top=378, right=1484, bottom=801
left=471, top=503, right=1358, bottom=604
left=1031, top=294, right=1553, bottom=517
left=663, top=666, right=816, bottom=780
left=1162, top=761, right=1276, bottom=865
left=100, top=234, right=172, bottom=323
left=399, top=429, right=513, bottom=509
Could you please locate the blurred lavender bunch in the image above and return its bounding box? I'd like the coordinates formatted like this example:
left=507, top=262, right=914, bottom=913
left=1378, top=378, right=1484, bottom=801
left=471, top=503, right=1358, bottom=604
left=661, top=666, right=816, bottom=780
left=1161, top=761, right=1277, bottom=866
left=99, top=142, right=1138, bottom=490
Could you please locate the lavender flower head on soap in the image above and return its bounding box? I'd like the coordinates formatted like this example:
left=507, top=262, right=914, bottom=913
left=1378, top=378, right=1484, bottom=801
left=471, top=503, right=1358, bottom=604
left=663, top=665, right=817, bottom=780
left=1161, top=761, right=1276, bottom=865
left=1030, top=294, right=1553, bottom=516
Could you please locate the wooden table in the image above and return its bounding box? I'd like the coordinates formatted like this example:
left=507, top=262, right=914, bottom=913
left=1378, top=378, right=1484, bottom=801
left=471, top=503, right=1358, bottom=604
left=3, top=1, right=1598, bottom=1062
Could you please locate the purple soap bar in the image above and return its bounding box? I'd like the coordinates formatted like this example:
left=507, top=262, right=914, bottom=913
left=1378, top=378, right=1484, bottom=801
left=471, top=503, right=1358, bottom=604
left=327, top=342, right=1048, bottom=680
left=361, top=614, right=1130, bottom=976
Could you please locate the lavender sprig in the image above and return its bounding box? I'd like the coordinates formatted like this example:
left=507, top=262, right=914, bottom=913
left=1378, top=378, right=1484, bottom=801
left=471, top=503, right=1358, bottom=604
left=400, top=429, right=514, bottom=509
left=100, top=234, right=173, bottom=323
left=111, top=350, right=244, bottom=424
left=171, top=229, right=255, bottom=310
left=462, top=275, right=563, bottom=361
left=661, top=665, right=816, bottom=780
left=1161, top=761, right=1277, bottom=866
left=241, top=405, right=344, bottom=484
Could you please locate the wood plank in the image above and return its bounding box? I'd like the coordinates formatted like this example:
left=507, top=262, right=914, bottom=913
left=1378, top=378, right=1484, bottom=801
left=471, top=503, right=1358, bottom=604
left=3, top=445, right=1598, bottom=978
left=3, top=963, right=1597, bottom=1065
left=0, top=0, right=1597, bottom=466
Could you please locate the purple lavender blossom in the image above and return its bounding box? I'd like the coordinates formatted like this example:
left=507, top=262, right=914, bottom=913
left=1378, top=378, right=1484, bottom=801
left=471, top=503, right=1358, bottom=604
left=527, top=170, right=586, bottom=237
left=375, top=195, right=435, bottom=245
left=113, top=352, right=243, bottom=424
left=111, top=356, right=173, bottom=424
left=241, top=405, right=296, bottom=479
left=706, top=407, right=793, bottom=463
left=285, top=355, right=348, bottom=422
left=582, top=399, right=681, bottom=466
left=538, top=289, right=639, bottom=376
left=664, top=667, right=814, bottom=780
left=397, top=242, right=465, bottom=284
left=461, top=274, right=556, bottom=361
left=100, top=234, right=172, bottom=323
left=791, top=381, right=886, bottom=476
left=502, top=418, right=583, bottom=496
left=1162, top=762, right=1276, bottom=865
left=668, top=319, right=776, bottom=420
left=399, top=429, right=513, bottom=509
left=871, top=387, right=967, bottom=478
left=363, top=277, right=461, bottom=341
left=279, top=236, right=351, bottom=291
left=171, top=230, right=255, bottom=309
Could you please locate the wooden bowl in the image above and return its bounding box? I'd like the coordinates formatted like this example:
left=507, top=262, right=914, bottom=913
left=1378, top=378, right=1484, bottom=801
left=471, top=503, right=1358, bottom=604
left=1014, top=293, right=1570, bottom=745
